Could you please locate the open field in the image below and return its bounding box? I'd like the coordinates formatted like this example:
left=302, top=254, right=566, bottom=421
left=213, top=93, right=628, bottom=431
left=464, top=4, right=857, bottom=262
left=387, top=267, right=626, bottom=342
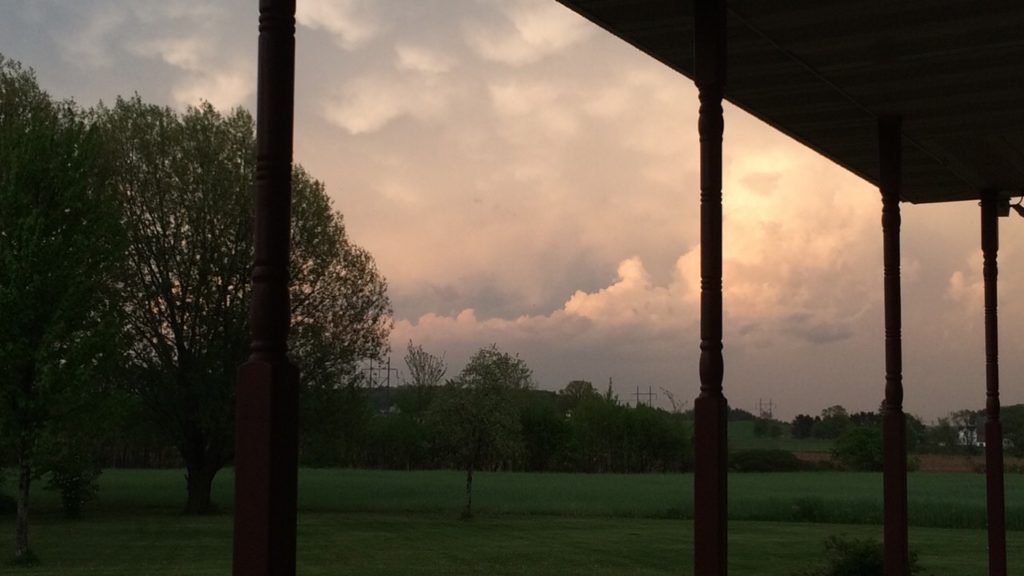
left=2, top=469, right=1023, bottom=574
left=727, top=420, right=834, bottom=453
left=13, top=468, right=1024, bottom=528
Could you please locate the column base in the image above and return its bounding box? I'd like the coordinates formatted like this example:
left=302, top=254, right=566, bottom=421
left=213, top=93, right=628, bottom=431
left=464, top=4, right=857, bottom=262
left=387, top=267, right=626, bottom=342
left=233, top=358, right=299, bottom=576
left=694, top=393, right=728, bottom=576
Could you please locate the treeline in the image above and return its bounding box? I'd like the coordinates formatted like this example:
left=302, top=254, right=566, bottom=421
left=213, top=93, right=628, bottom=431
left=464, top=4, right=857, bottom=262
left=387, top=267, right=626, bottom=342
left=99, top=346, right=693, bottom=476
left=361, top=385, right=692, bottom=474
left=788, top=403, right=1024, bottom=456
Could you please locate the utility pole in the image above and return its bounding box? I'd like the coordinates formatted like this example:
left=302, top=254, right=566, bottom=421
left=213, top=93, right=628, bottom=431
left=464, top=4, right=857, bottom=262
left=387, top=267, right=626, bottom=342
left=363, top=357, right=398, bottom=389
left=633, top=385, right=657, bottom=407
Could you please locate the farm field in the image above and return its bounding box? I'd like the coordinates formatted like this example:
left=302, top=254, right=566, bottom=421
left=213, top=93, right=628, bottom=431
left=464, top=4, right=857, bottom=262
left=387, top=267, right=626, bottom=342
left=2, top=468, right=1023, bottom=575
left=727, top=420, right=834, bottom=453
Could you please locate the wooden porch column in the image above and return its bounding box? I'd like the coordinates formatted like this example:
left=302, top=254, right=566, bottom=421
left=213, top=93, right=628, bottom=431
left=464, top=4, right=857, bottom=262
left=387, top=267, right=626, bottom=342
left=233, top=1, right=300, bottom=575
left=693, top=0, right=727, bottom=575
left=981, top=191, right=1007, bottom=576
left=879, top=116, right=909, bottom=576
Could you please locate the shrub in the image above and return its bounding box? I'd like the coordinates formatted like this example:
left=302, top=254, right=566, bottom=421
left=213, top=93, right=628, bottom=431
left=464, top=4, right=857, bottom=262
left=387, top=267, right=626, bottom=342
left=832, top=427, right=883, bottom=471
left=730, top=449, right=806, bottom=472
left=794, top=535, right=921, bottom=576
left=44, top=459, right=101, bottom=519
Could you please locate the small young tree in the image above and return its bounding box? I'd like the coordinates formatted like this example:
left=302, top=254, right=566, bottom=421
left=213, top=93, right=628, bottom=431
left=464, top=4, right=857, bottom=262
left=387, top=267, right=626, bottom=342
left=427, top=345, right=531, bottom=518
left=1, top=56, right=125, bottom=561
left=403, top=341, right=446, bottom=388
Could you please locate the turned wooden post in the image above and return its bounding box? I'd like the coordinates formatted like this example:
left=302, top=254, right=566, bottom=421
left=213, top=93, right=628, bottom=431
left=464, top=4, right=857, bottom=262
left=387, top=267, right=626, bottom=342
left=233, top=1, right=300, bottom=575
left=981, top=190, right=1007, bottom=576
left=693, top=0, right=728, bottom=574
left=879, top=116, right=909, bottom=576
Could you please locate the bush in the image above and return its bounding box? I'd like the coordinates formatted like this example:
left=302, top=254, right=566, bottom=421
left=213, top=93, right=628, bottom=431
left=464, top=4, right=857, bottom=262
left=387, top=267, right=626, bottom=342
left=729, top=449, right=806, bottom=472
left=832, top=427, right=883, bottom=471
left=794, top=535, right=921, bottom=576
left=44, top=460, right=101, bottom=519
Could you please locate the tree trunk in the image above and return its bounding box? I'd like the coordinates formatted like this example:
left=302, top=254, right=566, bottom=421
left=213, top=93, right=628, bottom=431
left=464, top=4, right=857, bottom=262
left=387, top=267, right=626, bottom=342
left=184, top=464, right=218, bottom=514
left=15, top=440, right=32, bottom=561
left=462, top=466, right=474, bottom=519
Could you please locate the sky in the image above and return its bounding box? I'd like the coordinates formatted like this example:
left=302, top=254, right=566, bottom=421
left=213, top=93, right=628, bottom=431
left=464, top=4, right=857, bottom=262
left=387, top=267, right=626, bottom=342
left=4, top=0, right=1024, bottom=421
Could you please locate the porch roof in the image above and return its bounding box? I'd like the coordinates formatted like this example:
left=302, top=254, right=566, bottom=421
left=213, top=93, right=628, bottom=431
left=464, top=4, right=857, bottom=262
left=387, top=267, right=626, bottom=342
left=556, top=1, right=1024, bottom=203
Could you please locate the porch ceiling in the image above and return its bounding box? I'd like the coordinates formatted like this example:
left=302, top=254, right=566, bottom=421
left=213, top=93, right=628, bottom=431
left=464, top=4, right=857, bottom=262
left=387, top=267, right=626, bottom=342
left=556, top=0, right=1024, bottom=203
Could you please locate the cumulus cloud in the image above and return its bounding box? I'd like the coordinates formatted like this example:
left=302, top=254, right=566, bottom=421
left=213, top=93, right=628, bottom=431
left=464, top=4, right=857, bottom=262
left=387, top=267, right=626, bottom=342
left=564, top=257, right=683, bottom=325
left=35, top=0, right=257, bottom=110
left=323, top=72, right=455, bottom=134
left=488, top=80, right=578, bottom=140
left=171, top=70, right=251, bottom=110
left=130, top=35, right=253, bottom=109
left=297, top=0, right=378, bottom=50
left=395, top=44, right=455, bottom=74
left=464, top=0, right=592, bottom=66
left=58, top=8, right=126, bottom=67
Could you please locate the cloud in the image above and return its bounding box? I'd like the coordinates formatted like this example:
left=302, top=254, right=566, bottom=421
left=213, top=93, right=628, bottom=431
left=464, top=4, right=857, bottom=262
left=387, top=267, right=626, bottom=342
left=58, top=8, right=126, bottom=67
left=131, top=35, right=253, bottom=110
left=464, top=0, right=592, bottom=66
left=778, top=313, right=855, bottom=344
left=297, top=0, right=378, bottom=50
left=323, top=72, right=455, bottom=134
left=395, top=44, right=454, bottom=74
left=488, top=80, right=578, bottom=140
left=564, top=257, right=684, bottom=325
left=171, top=70, right=251, bottom=110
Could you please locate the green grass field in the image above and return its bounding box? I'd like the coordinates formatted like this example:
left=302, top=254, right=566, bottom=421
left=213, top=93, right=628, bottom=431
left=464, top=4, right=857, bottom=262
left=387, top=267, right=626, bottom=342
left=3, top=468, right=1023, bottom=575
left=727, top=420, right=834, bottom=453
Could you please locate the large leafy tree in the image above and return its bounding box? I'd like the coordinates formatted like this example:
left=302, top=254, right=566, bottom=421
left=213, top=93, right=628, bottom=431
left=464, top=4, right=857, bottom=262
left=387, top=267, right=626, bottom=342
left=0, top=56, right=124, bottom=560
left=427, top=345, right=531, bottom=518
left=100, top=96, right=391, bottom=513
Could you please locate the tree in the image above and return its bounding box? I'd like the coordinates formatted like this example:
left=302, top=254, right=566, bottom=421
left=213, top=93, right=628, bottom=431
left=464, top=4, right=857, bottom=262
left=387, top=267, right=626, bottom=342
left=925, top=416, right=959, bottom=452
left=402, top=341, right=446, bottom=388
left=0, top=56, right=125, bottom=560
left=427, top=345, right=531, bottom=518
left=559, top=380, right=597, bottom=409
left=519, top=390, right=569, bottom=471
left=100, top=97, right=391, bottom=513
left=290, top=168, right=391, bottom=468
left=753, top=418, right=783, bottom=438
left=791, top=414, right=816, bottom=439
left=832, top=426, right=883, bottom=471
left=905, top=413, right=926, bottom=452
left=815, top=405, right=850, bottom=439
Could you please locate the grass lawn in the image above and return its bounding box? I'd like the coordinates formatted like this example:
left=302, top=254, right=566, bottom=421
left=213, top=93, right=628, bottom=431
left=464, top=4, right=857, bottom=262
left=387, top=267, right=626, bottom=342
left=2, top=468, right=1023, bottom=574
left=5, top=513, right=1023, bottom=575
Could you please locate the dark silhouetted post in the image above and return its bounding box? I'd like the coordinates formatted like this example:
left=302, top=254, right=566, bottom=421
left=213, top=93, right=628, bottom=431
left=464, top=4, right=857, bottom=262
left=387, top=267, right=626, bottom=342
left=879, top=116, right=909, bottom=576
left=981, top=191, right=1007, bottom=576
left=233, top=1, right=300, bottom=575
left=693, top=0, right=727, bottom=574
